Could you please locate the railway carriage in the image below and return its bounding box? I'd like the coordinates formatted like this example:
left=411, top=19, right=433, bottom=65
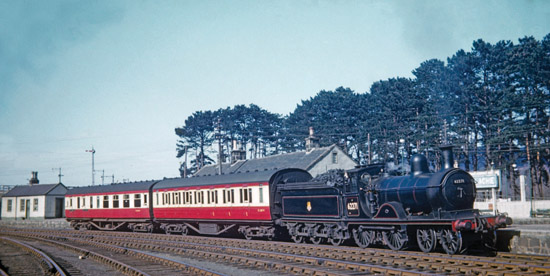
left=65, top=180, right=156, bottom=231
left=151, top=169, right=311, bottom=238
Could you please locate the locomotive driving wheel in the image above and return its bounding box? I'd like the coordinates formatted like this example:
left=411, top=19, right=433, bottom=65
left=416, top=228, right=437, bottom=253
left=383, top=227, right=408, bottom=251
left=353, top=228, right=375, bottom=248
left=440, top=228, right=463, bottom=254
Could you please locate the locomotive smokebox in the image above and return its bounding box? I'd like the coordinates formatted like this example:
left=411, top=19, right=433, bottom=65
left=440, top=145, right=454, bottom=170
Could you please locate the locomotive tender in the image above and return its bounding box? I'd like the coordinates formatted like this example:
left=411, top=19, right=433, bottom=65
left=66, top=146, right=510, bottom=254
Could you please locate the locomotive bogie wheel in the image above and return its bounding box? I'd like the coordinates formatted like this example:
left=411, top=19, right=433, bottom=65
left=440, top=229, right=463, bottom=254
left=292, top=235, right=304, bottom=244
left=309, top=236, right=324, bottom=245
left=329, top=238, right=344, bottom=246
left=416, top=228, right=437, bottom=253
left=383, top=229, right=408, bottom=251
left=353, top=228, right=375, bottom=249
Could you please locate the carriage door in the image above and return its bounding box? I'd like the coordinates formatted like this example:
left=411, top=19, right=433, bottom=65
left=25, top=200, right=31, bottom=219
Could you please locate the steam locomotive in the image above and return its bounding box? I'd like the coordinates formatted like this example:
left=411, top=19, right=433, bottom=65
left=66, top=146, right=510, bottom=254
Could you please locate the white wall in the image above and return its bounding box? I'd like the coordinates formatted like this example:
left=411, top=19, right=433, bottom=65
left=474, top=199, right=550, bottom=219
left=1, top=196, right=47, bottom=220
left=309, top=147, right=357, bottom=177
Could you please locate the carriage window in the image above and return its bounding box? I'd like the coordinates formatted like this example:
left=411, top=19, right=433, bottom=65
left=240, top=188, right=251, bottom=203
left=259, top=187, right=264, bottom=203
left=77, top=197, right=80, bottom=208
left=207, top=190, right=211, bottom=204
left=97, top=196, right=100, bottom=209
left=82, top=197, right=86, bottom=208
left=134, top=194, right=141, bottom=208
left=123, top=194, right=130, bottom=208
left=113, top=195, right=120, bottom=208
left=231, top=190, right=235, bottom=203
left=144, top=194, right=148, bottom=206
left=90, top=196, right=94, bottom=208
left=103, top=196, right=109, bottom=208
left=214, top=190, right=218, bottom=204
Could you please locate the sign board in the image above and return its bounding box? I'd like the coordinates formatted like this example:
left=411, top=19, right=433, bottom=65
left=470, top=170, right=500, bottom=189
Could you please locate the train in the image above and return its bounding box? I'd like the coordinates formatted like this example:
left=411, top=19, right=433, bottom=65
left=65, top=146, right=511, bottom=254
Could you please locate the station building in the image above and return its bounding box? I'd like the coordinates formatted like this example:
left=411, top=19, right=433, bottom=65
left=1, top=172, right=67, bottom=220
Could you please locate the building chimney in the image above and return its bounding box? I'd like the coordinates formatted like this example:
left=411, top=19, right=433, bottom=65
left=29, top=171, right=39, bottom=185
left=231, top=140, right=246, bottom=163
left=305, top=127, right=320, bottom=152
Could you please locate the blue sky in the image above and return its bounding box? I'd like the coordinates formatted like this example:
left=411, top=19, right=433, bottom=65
left=1, top=0, right=549, bottom=187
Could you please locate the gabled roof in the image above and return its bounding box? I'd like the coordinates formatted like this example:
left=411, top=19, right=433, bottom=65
left=3, top=183, right=66, bottom=197
left=195, top=145, right=338, bottom=177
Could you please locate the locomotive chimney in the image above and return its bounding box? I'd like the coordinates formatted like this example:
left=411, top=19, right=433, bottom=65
left=440, top=145, right=454, bottom=170
left=29, top=171, right=39, bottom=185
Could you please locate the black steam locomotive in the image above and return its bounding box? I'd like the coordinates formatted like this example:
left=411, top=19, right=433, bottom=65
left=276, top=146, right=510, bottom=254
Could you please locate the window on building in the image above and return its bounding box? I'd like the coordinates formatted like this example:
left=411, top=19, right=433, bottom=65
left=103, top=196, right=109, bottom=208
left=123, top=194, right=130, bottom=208
left=20, top=199, right=25, bottom=211
left=332, top=152, right=338, bottom=164
left=134, top=194, right=141, bottom=208
left=33, top=199, right=38, bottom=211
left=113, top=195, right=119, bottom=208
left=7, top=199, right=12, bottom=212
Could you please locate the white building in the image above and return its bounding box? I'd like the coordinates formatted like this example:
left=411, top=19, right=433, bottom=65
left=1, top=172, right=67, bottom=220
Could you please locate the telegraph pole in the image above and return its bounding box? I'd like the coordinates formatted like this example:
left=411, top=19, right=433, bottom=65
left=215, top=118, right=223, bottom=175
left=86, top=147, right=96, bottom=185
left=52, top=167, right=63, bottom=183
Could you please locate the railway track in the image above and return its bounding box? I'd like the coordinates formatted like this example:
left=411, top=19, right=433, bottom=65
left=2, top=228, right=549, bottom=275
left=0, top=236, right=67, bottom=276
